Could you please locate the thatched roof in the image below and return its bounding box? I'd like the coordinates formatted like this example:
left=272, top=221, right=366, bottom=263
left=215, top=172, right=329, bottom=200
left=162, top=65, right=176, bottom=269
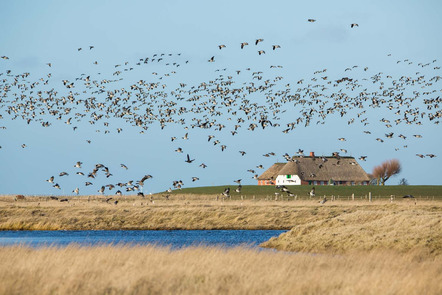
left=258, top=156, right=370, bottom=182
left=257, top=163, right=285, bottom=180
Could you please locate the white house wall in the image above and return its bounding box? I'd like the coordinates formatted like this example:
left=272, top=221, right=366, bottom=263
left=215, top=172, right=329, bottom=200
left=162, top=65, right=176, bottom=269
left=276, top=174, right=301, bottom=186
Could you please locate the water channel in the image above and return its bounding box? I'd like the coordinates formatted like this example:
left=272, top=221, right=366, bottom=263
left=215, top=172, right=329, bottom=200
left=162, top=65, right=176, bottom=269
left=0, top=230, right=286, bottom=249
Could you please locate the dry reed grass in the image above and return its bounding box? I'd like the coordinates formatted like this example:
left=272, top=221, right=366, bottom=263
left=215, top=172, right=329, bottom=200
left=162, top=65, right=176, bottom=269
left=0, top=245, right=440, bottom=295
left=1, top=195, right=439, bottom=231
left=262, top=204, right=442, bottom=256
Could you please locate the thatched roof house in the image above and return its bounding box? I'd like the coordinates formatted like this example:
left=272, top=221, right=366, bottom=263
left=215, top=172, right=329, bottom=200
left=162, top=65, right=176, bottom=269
left=258, top=153, right=370, bottom=186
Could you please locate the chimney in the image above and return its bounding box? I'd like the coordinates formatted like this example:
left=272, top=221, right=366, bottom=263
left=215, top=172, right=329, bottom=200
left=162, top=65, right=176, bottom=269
left=310, top=151, right=315, bottom=157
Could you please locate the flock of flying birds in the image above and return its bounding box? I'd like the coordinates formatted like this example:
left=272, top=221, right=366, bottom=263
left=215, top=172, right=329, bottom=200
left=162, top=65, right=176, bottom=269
left=1, top=19, right=441, bottom=197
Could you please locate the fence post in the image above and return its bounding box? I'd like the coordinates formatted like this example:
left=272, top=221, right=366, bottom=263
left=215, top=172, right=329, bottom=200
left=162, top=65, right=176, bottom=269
left=352, top=193, right=354, bottom=201
left=369, top=192, right=372, bottom=202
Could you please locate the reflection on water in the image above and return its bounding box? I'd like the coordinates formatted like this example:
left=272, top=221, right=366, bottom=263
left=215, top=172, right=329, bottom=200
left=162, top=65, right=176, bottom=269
left=0, top=230, right=286, bottom=249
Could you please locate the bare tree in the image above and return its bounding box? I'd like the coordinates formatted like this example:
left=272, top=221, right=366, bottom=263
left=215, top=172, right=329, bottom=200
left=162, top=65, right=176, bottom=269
left=372, top=159, right=401, bottom=185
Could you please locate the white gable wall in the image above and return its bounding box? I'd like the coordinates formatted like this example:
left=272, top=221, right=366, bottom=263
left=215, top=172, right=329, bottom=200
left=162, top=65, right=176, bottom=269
left=276, top=174, right=301, bottom=186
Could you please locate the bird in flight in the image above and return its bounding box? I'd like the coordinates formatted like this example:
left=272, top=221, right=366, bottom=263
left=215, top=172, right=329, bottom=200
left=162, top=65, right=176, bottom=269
left=255, top=39, right=264, bottom=45
left=222, top=187, right=230, bottom=198
left=240, top=42, right=249, bottom=49
left=185, top=154, right=195, bottom=163
left=351, top=23, right=359, bottom=28
left=218, top=45, right=226, bottom=50
left=308, top=19, right=316, bottom=22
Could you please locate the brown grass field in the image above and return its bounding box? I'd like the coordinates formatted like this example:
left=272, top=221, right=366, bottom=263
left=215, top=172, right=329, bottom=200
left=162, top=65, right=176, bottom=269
left=0, top=193, right=441, bottom=294
left=0, top=245, right=441, bottom=295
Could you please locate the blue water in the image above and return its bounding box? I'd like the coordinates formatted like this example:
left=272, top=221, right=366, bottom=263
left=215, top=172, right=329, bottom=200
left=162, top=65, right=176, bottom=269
left=0, top=230, right=286, bottom=249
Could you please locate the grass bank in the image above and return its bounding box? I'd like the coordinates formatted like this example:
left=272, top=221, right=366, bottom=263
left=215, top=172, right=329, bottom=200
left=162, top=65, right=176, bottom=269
left=261, top=203, right=442, bottom=256
left=0, top=245, right=440, bottom=295
left=171, top=185, right=442, bottom=200
left=0, top=195, right=439, bottom=232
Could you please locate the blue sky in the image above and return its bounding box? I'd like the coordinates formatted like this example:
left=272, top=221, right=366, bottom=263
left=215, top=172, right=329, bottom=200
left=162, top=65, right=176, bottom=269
left=0, top=0, right=441, bottom=195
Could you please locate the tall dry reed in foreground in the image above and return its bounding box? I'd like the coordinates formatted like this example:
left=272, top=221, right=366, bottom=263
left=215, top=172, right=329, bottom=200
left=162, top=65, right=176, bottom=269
left=0, top=245, right=440, bottom=295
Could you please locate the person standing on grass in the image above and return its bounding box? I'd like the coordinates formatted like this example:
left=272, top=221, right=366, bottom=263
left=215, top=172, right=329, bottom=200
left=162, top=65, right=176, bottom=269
left=310, top=187, right=316, bottom=198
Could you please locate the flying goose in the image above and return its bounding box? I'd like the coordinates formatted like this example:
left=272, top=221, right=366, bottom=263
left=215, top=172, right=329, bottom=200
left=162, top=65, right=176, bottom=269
left=222, top=187, right=230, bottom=198
left=185, top=154, right=195, bottom=163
